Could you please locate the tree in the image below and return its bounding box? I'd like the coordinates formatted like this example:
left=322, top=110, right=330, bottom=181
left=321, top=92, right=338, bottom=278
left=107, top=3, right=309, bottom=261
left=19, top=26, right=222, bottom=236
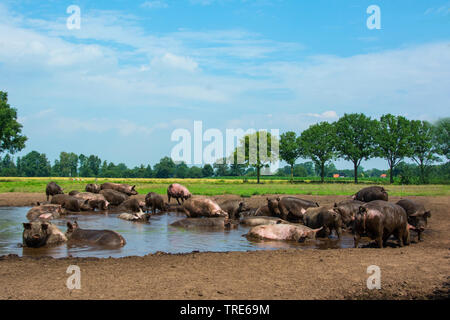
left=213, top=158, right=228, bottom=176
left=0, top=91, right=27, bottom=156
left=202, top=164, right=214, bottom=177
left=58, top=152, right=78, bottom=177
left=299, top=122, right=335, bottom=182
left=174, top=162, right=189, bottom=178
left=433, top=118, right=449, bottom=160
left=232, top=131, right=278, bottom=184
left=18, top=151, right=51, bottom=177
left=154, top=157, right=176, bottom=178
left=409, top=120, right=440, bottom=183
left=279, top=131, right=301, bottom=182
left=334, top=113, right=377, bottom=183
left=374, top=114, right=413, bottom=184
left=188, top=166, right=203, bottom=178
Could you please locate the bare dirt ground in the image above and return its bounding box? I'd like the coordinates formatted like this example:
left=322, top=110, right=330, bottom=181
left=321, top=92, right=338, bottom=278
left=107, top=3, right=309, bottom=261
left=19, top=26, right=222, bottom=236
left=0, top=192, right=449, bottom=300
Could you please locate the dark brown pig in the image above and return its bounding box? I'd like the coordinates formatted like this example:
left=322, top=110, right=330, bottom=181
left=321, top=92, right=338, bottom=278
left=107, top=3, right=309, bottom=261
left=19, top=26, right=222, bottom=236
left=302, top=207, right=343, bottom=238
left=167, top=183, right=192, bottom=204
left=267, top=196, right=319, bottom=221
left=50, top=194, right=90, bottom=212
left=65, top=221, right=126, bottom=247
left=171, top=217, right=237, bottom=230
left=101, top=183, right=138, bottom=196
left=114, top=198, right=143, bottom=213
left=85, top=183, right=101, bottom=193
left=99, top=189, right=128, bottom=206
left=145, top=192, right=168, bottom=214
left=45, top=182, right=64, bottom=201
left=22, top=221, right=67, bottom=248
left=182, top=198, right=228, bottom=218
left=26, top=203, right=65, bottom=221
left=68, top=190, right=80, bottom=196
left=354, top=200, right=410, bottom=248
left=220, top=200, right=250, bottom=220
left=333, top=200, right=365, bottom=229
left=352, top=186, right=388, bottom=202
left=396, top=199, right=431, bottom=241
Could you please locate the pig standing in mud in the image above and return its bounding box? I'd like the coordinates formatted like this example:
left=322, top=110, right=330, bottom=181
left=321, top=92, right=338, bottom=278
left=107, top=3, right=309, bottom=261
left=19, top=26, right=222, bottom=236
left=101, top=183, right=138, bottom=196
left=145, top=192, right=168, bottom=214
left=22, top=221, right=67, bottom=248
left=26, top=203, right=65, bottom=221
left=333, top=200, right=365, bottom=229
left=45, top=182, right=64, bottom=201
left=396, top=199, right=431, bottom=241
left=354, top=200, right=410, bottom=248
left=246, top=224, right=322, bottom=242
left=65, top=221, right=126, bottom=247
left=100, top=189, right=129, bottom=206
left=220, top=200, right=250, bottom=220
left=267, top=197, right=319, bottom=221
left=171, top=217, right=237, bottom=230
left=113, top=198, right=145, bottom=213
left=167, top=183, right=192, bottom=204
left=182, top=198, right=228, bottom=218
left=353, top=186, right=388, bottom=202
left=50, top=194, right=91, bottom=212
left=302, top=207, right=343, bottom=238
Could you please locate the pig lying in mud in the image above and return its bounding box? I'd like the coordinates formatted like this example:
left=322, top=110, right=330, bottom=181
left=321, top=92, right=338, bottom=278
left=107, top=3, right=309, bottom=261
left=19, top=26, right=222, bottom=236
left=352, top=186, right=388, bottom=202
left=246, top=224, right=322, bottom=242
left=68, top=190, right=79, bottom=196
left=101, top=183, right=138, bottom=196
left=302, top=207, right=343, bottom=238
left=354, top=200, right=410, bottom=248
left=396, top=199, right=431, bottom=241
left=240, top=216, right=288, bottom=227
left=167, top=183, right=192, bottom=204
left=118, top=210, right=150, bottom=223
left=240, top=205, right=270, bottom=217
left=22, top=221, right=67, bottom=248
left=182, top=198, right=228, bottom=218
left=333, top=200, right=365, bottom=229
left=50, top=194, right=91, bottom=212
left=100, top=189, right=129, bottom=206
left=145, top=192, right=168, bottom=214
left=112, top=198, right=145, bottom=213
left=45, top=181, right=64, bottom=201
left=171, top=217, right=237, bottom=229
left=85, top=183, right=101, bottom=194
left=26, top=203, right=65, bottom=221
left=73, top=192, right=109, bottom=211
left=66, top=221, right=126, bottom=247
left=267, top=197, right=319, bottom=221
left=220, top=200, right=250, bottom=220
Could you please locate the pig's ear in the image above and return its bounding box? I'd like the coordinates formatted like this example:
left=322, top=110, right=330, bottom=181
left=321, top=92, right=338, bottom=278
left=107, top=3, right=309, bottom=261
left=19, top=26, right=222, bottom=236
left=333, top=203, right=337, bottom=207
left=276, top=197, right=281, bottom=201
left=23, top=223, right=32, bottom=229
left=359, top=206, right=366, bottom=214
left=84, top=199, right=89, bottom=204
left=132, top=185, right=136, bottom=190
left=67, top=222, right=73, bottom=230
left=41, top=223, right=48, bottom=231
left=424, top=211, right=431, bottom=218
left=37, top=202, right=41, bottom=206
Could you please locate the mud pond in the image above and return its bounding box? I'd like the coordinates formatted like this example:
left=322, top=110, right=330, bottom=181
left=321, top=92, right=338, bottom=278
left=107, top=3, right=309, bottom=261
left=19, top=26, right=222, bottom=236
left=0, top=207, right=360, bottom=258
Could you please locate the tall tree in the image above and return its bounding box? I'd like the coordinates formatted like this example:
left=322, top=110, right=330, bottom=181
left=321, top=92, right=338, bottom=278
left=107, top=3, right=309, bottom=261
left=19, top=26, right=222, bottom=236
left=0, top=91, right=27, bottom=155
left=374, top=114, right=413, bottom=184
left=213, top=158, right=228, bottom=176
left=409, top=120, right=440, bottom=183
left=154, top=157, right=176, bottom=178
left=299, top=122, right=335, bottom=182
left=232, top=131, right=278, bottom=184
left=335, top=113, right=377, bottom=183
left=279, top=131, right=301, bottom=182
left=433, top=117, right=449, bottom=160
left=18, top=151, right=51, bottom=177
left=202, top=164, right=214, bottom=177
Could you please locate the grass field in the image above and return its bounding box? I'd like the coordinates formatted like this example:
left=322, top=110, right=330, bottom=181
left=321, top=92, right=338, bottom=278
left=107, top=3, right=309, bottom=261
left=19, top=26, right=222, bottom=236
left=0, top=177, right=448, bottom=197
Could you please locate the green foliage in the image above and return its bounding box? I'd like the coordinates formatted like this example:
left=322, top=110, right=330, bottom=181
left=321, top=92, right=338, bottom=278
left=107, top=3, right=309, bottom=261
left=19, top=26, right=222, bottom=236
left=433, top=117, right=449, bottom=160
left=279, top=131, right=301, bottom=181
left=0, top=91, right=27, bottom=155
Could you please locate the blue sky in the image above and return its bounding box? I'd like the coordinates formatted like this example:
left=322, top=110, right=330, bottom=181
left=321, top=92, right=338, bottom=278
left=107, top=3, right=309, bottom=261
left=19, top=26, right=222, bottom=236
left=0, top=0, right=449, bottom=170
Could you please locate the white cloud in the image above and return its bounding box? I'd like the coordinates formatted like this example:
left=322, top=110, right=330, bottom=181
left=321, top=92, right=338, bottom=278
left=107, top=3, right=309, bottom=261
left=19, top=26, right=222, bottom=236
left=141, top=1, right=169, bottom=9
left=150, top=53, right=199, bottom=72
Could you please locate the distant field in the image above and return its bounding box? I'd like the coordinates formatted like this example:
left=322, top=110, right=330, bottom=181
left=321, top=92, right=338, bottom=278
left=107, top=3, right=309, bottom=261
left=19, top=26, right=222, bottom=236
left=0, top=177, right=448, bottom=197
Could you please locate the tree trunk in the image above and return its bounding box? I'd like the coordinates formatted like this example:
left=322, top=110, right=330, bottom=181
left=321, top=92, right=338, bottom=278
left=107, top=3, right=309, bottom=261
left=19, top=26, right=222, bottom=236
left=354, top=162, right=358, bottom=184
left=390, top=164, right=394, bottom=184
left=321, top=162, right=325, bottom=183
left=257, top=166, right=260, bottom=184
left=290, top=164, right=294, bottom=183
left=420, top=161, right=425, bottom=184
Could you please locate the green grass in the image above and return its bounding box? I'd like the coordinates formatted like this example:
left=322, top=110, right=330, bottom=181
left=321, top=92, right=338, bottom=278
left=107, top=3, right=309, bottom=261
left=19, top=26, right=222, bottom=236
left=0, top=177, right=448, bottom=197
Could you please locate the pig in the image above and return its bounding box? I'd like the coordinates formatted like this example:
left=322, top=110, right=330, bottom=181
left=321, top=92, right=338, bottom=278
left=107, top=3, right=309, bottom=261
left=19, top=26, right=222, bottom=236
left=220, top=200, right=250, bottom=220
left=45, top=181, right=64, bottom=201
left=267, top=197, right=319, bottom=221
left=333, top=200, right=365, bottom=228
left=167, top=183, right=192, bottom=205
left=118, top=209, right=150, bottom=223
left=354, top=200, right=410, bottom=248
left=240, top=216, right=288, bottom=227
left=22, top=221, right=67, bottom=248
left=352, top=186, right=388, bottom=202
left=114, top=198, right=144, bottom=213
left=85, top=183, right=101, bottom=194
left=302, top=207, right=343, bottom=239
left=171, top=217, right=237, bottom=229
left=145, top=192, right=168, bottom=214
left=181, top=198, right=228, bottom=218
left=50, top=194, right=90, bottom=212
left=65, top=221, right=126, bottom=247
left=101, top=183, right=138, bottom=196
left=68, top=190, right=80, bottom=196
left=246, top=224, right=322, bottom=242
left=99, top=189, right=128, bottom=206
left=87, top=199, right=109, bottom=211
left=26, top=203, right=65, bottom=221
left=396, top=199, right=431, bottom=241
left=73, top=192, right=110, bottom=210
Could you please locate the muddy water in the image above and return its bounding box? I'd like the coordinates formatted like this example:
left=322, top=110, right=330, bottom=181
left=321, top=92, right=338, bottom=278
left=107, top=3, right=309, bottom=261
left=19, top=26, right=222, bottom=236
left=0, top=207, right=358, bottom=258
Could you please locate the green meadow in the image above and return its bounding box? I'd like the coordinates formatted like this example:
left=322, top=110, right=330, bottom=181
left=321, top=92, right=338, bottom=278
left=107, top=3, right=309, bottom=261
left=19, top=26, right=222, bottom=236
left=0, top=177, right=448, bottom=197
